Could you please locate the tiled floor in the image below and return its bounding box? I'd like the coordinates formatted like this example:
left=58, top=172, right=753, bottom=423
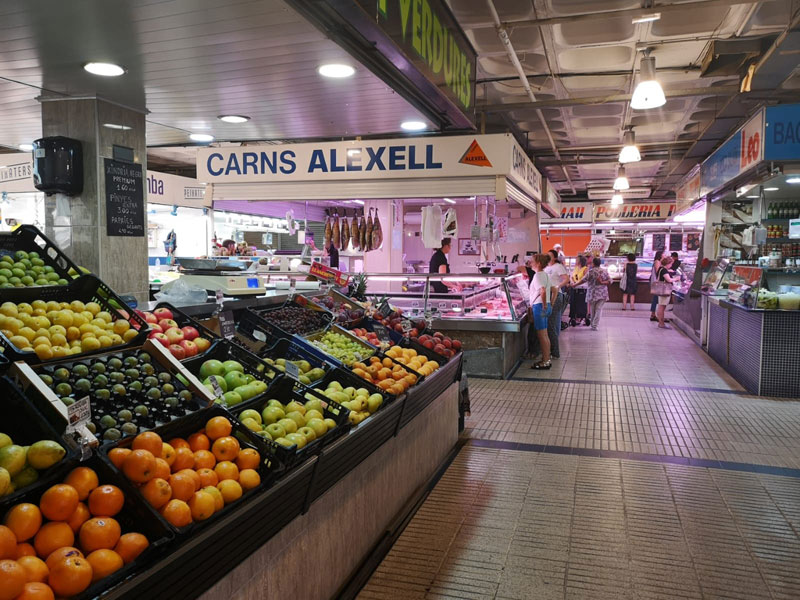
left=358, top=312, right=800, bottom=599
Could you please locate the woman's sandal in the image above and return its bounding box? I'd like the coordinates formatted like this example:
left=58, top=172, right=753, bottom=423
left=532, top=361, right=552, bottom=370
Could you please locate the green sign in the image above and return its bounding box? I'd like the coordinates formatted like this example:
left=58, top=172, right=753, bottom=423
left=363, top=0, right=476, bottom=114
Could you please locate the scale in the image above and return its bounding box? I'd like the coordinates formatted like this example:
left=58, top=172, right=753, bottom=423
left=177, top=258, right=268, bottom=296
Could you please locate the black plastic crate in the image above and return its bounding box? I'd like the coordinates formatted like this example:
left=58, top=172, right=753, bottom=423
left=100, top=404, right=293, bottom=538
left=0, top=274, right=149, bottom=363
left=180, top=339, right=280, bottom=409
left=0, top=224, right=82, bottom=289
left=0, top=376, right=79, bottom=513
left=399, top=353, right=462, bottom=430
left=307, top=395, right=406, bottom=503
left=0, top=454, right=174, bottom=600
left=29, top=347, right=208, bottom=444
left=317, top=363, right=389, bottom=405
left=249, top=297, right=334, bottom=339
left=401, top=337, right=453, bottom=365
left=0, top=351, right=7, bottom=375
left=150, top=302, right=222, bottom=358
left=230, top=375, right=351, bottom=460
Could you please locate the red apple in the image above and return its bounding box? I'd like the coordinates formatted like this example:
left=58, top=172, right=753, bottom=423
left=153, top=307, right=174, bottom=321
left=433, top=344, right=446, bottom=355
left=143, top=312, right=158, bottom=324
left=168, top=344, right=186, bottom=360
left=148, top=323, right=164, bottom=334
left=158, top=318, right=178, bottom=331
left=194, top=337, right=211, bottom=352
left=150, top=332, right=170, bottom=347
left=452, top=340, right=462, bottom=351
left=179, top=339, right=199, bottom=357
left=165, top=328, right=185, bottom=344
left=443, top=339, right=452, bottom=349
left=181, top=326, right=199, bottom=341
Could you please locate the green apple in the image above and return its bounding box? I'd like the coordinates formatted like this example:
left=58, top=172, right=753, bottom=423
left=251, top=381, right=268, bottom=395
left=255, top=429, right=273, bottom=441
left=241, top=417, right=261, bottom=432
left=199, top=359, right=225, bottom=379
left=285, top=400, right=305, bottom=415
left=244, top=374, right=256, bottom=384
left=265, top=423, right=286, bottom=439
left=262, top=406, right=285, bottom=425
left=224, top=370, right=249, bottom=391
left=356, top=388, right=369, bottom=398
left=285, top=433, right=307, bottom=449
left=285, top=411, right=306, bottom=429
left=222, top=391, right=243, bottom=406
left=343, top=387, right=356, bottom=399
left=278, top=418, right=298, bottom=434
left=304, top=399, right=323, bottom=414
left=274, top=437, right=295, bottom=449
left=240, top=409, right=262, bottom=425
left=305, top=409, right=324, bottom=422
left=222, top=360, right=245, bottom=373
left=323, top=418, right=337, bottom=431
left=307, top=418, right=327, bottom=438
left=327, top=380, right=343, bottom=392
left=298, top=426, right=317, bottom=443
left=234, top=384, right=256, bottom=401
left=267, top=399, right=284, bottom=409
left=297, top=360, right=311, bottom=373
left=367, top=394, right=383, bottom=414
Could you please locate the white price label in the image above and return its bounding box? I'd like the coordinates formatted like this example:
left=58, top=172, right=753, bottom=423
left=66, top=396, right=91, bottom=432
left=471, top=225, right=481, bottom=240
left=438, top=302, right=447, bottom=310
left=790, top=219, right=800, bottom=239
left=285, top=361, right=300, bottom=379
left=208, top=376, right=225, bottom=399
left=252, top=329, right=266, bottom=342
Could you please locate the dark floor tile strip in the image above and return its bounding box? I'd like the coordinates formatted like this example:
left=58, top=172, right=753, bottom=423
left=507, top=375, right=747, bottom=395
left=468, top=439, right=800, bottom=479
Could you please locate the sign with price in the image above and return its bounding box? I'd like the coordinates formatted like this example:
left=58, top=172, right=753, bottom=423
left=309, top=262, right=350, bottom=286
left=218, top=311, right=235, bottom=339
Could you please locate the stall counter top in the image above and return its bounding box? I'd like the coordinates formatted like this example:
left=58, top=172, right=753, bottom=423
left=143, top=289, right=325, bottom=317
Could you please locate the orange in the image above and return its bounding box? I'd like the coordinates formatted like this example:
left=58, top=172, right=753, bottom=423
left=153, top=458, right=171, bottom=481
left=47, top=555, right=93, bottom=597
left=14, top=582, right=55, bottom=600
left=108, top=447, right=131, bottom=469
left=196, top=468, right=218, bottom=488
left=88, top=485, right=124, bottom=517
left=235, top=448, right=260, bottom=471
left=122, top=449, right=156, bottom=483
left=167, top=437, right=190, bottom=451
left=176, top=469, right=200, bottom=491
left=4, top=504, right=41, bottom=542
left=160, top=500, right=191, bottom=527
left=205, top=416, right=232, bottom=440
left=86, top=548, right=123, bottom=582
left=33, top=522, right=74, bottom=559
left=392, top=370, right=405, bottom=381
left=0, top=525, right=16, bottom=559
left=16, top=543, right=36, bottom=558
left=0, top=559, right=27, bottom=600
left=17, top=555, right=49, bottom=583
left=213, top=461, right=239, bottom=482
left=63, top=467, right=99, bottom=501
left=216, top=480, right=242, bottom=505
left=141, top=478, right=172, bottom=509
left=161, top=443, right=176, bottom=466
left=113, top=533, right=148, bottom=565
left=168, top=472, right=196, bottom=502
left=188, top=491, right=215, bottom=521
left=202, top=486, right=224, bottom=512
left=187, top=432, right=210, bottom=452
left=132, top=431, right=163, bottom=457
left=211, top=436, right=240, bottom=462
left=238, top=469, right=260, bottom=491
left=192, top=450, right=216, bottom=470
left=66, top=502, right=90, bottom=534
left=39, top=484, right=79, bottom=521
left=44, top=547, right=83, bottom=570
left=172, top=447, right=195, bottom=471
left=79, top=517, right=121, bottom=553
left=382, top=357, right=393, bottom=368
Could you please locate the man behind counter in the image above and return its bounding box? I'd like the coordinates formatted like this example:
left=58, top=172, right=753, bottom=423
left=429, top=238, right=460, bottom=293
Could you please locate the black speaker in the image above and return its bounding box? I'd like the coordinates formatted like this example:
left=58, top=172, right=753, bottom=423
left=32, top=136, right=84, bottom=195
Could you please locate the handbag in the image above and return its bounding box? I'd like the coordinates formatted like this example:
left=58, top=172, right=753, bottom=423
left=651, top=280, right=672, bottom=295
left=619, top=270, right=628, bottom=290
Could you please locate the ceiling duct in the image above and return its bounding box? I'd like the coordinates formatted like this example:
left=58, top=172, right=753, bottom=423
left=587, top=187, right=652, bottom=200
left=700, top=37, right=774, bottom=78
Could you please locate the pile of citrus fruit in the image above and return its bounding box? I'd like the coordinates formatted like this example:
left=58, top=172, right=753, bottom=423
left=0, top=465, right=150, bottom=600
left=350, top=347, right=438, bottom=395
left=383, top=346, right=439, bottom=377
left=109, top=419, right=261, bottom=528
left=0, top=300, right=139, bottom=361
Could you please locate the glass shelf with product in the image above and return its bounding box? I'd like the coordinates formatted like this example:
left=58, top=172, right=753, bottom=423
left=710, top=262, right=800, bottom=310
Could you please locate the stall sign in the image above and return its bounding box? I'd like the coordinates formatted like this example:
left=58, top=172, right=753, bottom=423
left=540, top=202, right=592, bottom=223
left=0, top=154, right=35, bottom=193
left=675, top=170, right=701, bottom=214
left=595, top=202, right=675, bottom=221
left=541, top=180, right=560, bottom=218
left=508, top=142, right=542, bottom=201
left=309, top=262, right=350, bottom=286
left=146, top=171, right=209, bottom=209
left=701, top=110, right=764, bottom=196
left=789, top=218, right=800, bottom=240
left=764, top=103, right=800, bottom=160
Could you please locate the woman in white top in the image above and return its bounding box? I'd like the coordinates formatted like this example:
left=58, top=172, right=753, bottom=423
left=545, top=249, right=569, bottom=359
left=530, top=253, right=556, bottom=370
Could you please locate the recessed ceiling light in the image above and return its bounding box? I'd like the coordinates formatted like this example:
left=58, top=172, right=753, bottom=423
left=103, top=123, right=131, bottom=130
left=189, top=133, right=214, bottom=143
left=763, top=187, right=779, bottom=191
left=218, top=115, right=250, bottom=124
left=83, top=62, right=125, bottom=77
left=632, top=12, right=660, bottom=24
left=318, top=64, right=355, bottom=78
left=400, top=120, right=427, bottom=131
left=444, top=198, right=456, bottom=204
left=18, top=144, right=33, bottom=152
left=786, top=177, right=800, bottom=184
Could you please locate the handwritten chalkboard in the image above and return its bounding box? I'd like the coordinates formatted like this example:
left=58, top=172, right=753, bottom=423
left=104, top=159, right=144, bottom=237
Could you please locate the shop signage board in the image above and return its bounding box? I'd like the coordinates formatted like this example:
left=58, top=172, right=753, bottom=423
left=309, top=261, right=351, bottom=286
left=146, top=171, right=209, bottom=208
left=540, top=202, right=593, bottom=223
left=542, top=180, right=561, bottom=218
left=0, top=153, right=35, bottom=193
left=701, top=110, right=764, bottom=196
left=675, top=170, right=701, bottom=214
left=104, top=159, right=145, bottom=237
left=764, top=103, right=800, bottom=160
left=197, top=134, right=543, bottom=201
left=595, top=202, right=675, bottom=221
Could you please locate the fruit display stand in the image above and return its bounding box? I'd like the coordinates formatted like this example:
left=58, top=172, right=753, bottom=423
left=146, top=303, right=222, bottom=358
left=247, top=296, right=334, bottom=341
left=0, top=224, right=82, bottom=290
left=300, top=324, right=379, bottom=368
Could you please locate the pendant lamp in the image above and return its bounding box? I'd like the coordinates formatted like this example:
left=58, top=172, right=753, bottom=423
left=631, top=54, right=666, bottom=110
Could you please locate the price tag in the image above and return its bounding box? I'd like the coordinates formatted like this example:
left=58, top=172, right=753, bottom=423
left=451, top=303, right=460, bottom=310
left=252, top=329, right=266, bottom=342
left=215, top=290, right=224, bottom=305
left=285, top=361, right=300, bottom=379
left=219, top=311, right=235, bottom=339
left=438, top=302, right=447, bottom=310
left=373, top=323, right=391, bottom=343
left=208, top=376, right=225, bottom=400
left=471, top=225, right=481, bottom=240
left=411, top=300, right=420, bottom=308
left=66, top=396, right=91, bottom=433
left=378, top=300, right=393, bottom=318
left=790, top=218, right=800, bottom=239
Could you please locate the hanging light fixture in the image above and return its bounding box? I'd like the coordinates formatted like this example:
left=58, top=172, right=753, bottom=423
left=618, top=129, right=641, bottom=163
left=611, top=194, right=624, bottom=206
left=630, top=53, right=666, bottom=110
left=613, top=165, right=630, bottom=190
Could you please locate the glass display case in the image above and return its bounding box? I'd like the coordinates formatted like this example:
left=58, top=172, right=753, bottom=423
left=672, top=256, right=697, bottom=297
left=701, top=257, right=730, bottom=294
left=600, top=257, right=655, bottom=282
left=711, top=263, right=800, bottom=310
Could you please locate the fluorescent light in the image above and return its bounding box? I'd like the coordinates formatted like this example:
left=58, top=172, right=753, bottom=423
left=786, top=177, right=800, bottom=184
left=83, top=62, right=125, bottom=77
left=400, top=120, right=427, bottom=131
left=318, top=64, right=355, bottom=78
left=610, top=194, right=624, bottom=206
left=18, top=144, right=33, bottom=152
left=631, top=55, right=666, bottom=110
left=613, top=166, right=630, bottom=191
left=618, top=130, right=641, bottom=163
left=746, top=195, right=759, bottom=199
left=632, top=12, right=660, bottom=24
left=352, top=199, right=365, bottom=205
left=347, top=149, right=361, bottom=157
left=218, top=115, right=250, bottom=123
left=444, top=198, right=456, bottom=204
left=103, top=123, right=131, bottom=130
left=764, top=187, right=779, bottom=191
left=189, top=133, right=214, bottom=142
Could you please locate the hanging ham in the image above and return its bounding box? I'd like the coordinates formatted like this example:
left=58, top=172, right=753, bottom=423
left=341, top=212, right=350, bottom=250
left=351, top=211, right=360, bottom=250
left=359, top=212, right=367, bottom=251
left=365, top=208, right=374, bottom=252
left=372, top=206, right=382, bottom=250
left=332, top=209, right=340, bottom=250
left=324, top=210, right=332, bottom=249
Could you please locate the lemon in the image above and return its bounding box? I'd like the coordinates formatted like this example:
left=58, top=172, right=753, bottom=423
left=96, top=311, right=112, bottom=323
left=70, top=300, right=86, bottom=312
left=110, top=334, right=123, bottom=345
left=66, top=327, right=81, bottom=341
left=34, top=344, right=53, bottom=360
left=50, top=333, right=67, bottom=347
left=8, top=335, right=30, bottom=349
left=52, top=310, right=73, bottom=327
left=27, top=440, right=66, bottom=469
left=31, top=300, right=47, bottom=311
left=46, top=301, right=60, bottom=312
left=112, top=320, right=130, bottom=334
left=98, top=335, right=113, bottom=348
left=78, top=323, right=94, bottom=335
left=6, top=318, right=22, bottom=335
left=48, top=325, right=66, bottom=337
left=17, top=302, right=32, bottom=314
left=71, top=313, right=86, bottom=327
left=123, top=329, right=139, bottom=343
left=0, top=445, right=27, bottom=477
left=32, top=336, right=51, bottom=348
left=34, top=328, right=50, bottom=340
left=12, top=466, right=38, bottom=488
left=0, top=434, right=11, bottom=449
left=52, top=346, right=69, bottom=358
left=0, top=302, right=18, bottom=317
left=81, top=337, right=101, bottom=351
left=32, top=316, right=50, bottom=330
left=0, top=468, right=9, bottom=496
left=86, top=302, right=101, bottom=315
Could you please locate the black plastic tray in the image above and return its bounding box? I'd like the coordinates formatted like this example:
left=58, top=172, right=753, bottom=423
left=0, top=376, right=79, bottom=513
left=150, top=302, right=222, bottom=358
left=0, top=224, right=81, bottom=289
left=100, top=404, right=293, bottom=538
left=0, top=274, right=149, bottom=363
left=316, top=363, right=390, bottom=406
left=399, top=352, right=462, bottom=430
left=248, top=297, right=334, bottom=340
left=180, top=339, right=280, bottom=409
left=1, top=454, right=174, bottom=600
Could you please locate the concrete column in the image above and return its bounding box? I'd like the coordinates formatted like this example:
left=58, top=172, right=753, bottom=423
left=40, top=98, right=149, bottom=302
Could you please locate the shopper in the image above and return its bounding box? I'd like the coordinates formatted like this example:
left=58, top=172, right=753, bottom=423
left=621, top=253, right=638, bottom=310
left=649, top=250, right=664, bottom=322
left=569, top=254, right=590, bottom=326
left=572, top=257, right=610, bottom=330
left=671, top=252, right=682, bottom=271
left=529, top=253, right=554, bottom=369
left=545, top=249, right=569, bottom=358
left=653, top=256, right=675, bottom=329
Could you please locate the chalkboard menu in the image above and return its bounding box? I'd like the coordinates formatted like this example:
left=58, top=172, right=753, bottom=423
left=669, top=233, right=684, bottom=251
left=104, top=158, right=145, bottom=237
left=652, top=233, right=666, bottom=252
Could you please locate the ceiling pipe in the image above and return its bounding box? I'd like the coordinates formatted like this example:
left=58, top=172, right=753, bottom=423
left=484, top=0, right=576, bottom=195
